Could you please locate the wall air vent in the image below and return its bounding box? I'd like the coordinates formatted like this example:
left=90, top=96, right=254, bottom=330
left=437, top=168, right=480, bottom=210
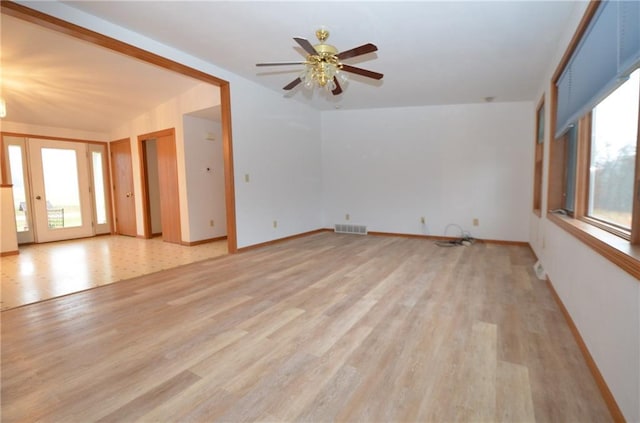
left=334, top=224, right=367, bottom=235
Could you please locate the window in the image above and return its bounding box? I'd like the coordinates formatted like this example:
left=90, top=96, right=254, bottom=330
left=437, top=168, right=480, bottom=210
left=587, top=69, right=639, bottom=231
left=548, top=0, right=640, bottom=279
left=7, top=145, right=29, bottom=232
left=533, top=97, right=545, bottom=215
left=563, top=125, right=579, bottom=214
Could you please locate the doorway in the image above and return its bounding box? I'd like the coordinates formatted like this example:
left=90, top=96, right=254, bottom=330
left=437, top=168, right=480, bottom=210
left=2, top=3, right=238, bottom=252
left=139, top=128, right=182, bottom=244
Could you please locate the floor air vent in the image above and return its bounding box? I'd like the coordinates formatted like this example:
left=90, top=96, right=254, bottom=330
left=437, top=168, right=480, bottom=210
left=334, top=224, right=368, bottom=235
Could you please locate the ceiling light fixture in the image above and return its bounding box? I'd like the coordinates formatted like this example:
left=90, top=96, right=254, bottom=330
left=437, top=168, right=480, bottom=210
left=299, top=29, right=348, bottom=92
left=0, top=99, right=6, bottom=118
left=256, top=28, right=383, bottom=96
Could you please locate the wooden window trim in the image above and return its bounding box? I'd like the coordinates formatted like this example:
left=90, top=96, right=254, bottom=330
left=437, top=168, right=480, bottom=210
left=548, top=213, right=640, bottom=280
left=533, top=95, right=545, bottom=216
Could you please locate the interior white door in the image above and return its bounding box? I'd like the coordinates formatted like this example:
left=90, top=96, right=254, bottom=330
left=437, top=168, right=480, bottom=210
left=28, top=138, right=93, bottom=242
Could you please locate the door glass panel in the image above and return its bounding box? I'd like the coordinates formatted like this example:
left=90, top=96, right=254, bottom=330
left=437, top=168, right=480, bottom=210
left=92, top=151, right=107, bottom=225
left=41, top=148, right=82, bottom=229
left=8, top=145, right=29, bottom=232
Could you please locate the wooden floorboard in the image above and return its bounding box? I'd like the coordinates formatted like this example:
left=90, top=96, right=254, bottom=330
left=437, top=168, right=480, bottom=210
left=1, top=232, right=612, bottom=422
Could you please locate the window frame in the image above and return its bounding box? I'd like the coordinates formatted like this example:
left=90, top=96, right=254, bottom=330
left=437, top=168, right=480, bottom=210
left=548, top=1, right=640, bottom=280
left=533, top=95, right=545, bottom=216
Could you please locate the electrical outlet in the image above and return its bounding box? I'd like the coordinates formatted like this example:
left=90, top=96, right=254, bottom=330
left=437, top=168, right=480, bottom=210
left=473, top=218, right=479, bottom=226
left=345, top=213, right=350, bottom=221
left=420, top=216, right=426, bottom=224
left=273, top=220, right=278, bottom=228
left=209, top=220, right=214, bottom=227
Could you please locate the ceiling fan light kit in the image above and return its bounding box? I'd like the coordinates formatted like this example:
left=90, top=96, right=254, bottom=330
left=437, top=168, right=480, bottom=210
left=256, top=28, right=383, bottom=96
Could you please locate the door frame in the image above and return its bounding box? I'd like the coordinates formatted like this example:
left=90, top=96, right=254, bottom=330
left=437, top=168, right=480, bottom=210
left=2, top=2, right=238, bottom=253
left=138, top=128, right=180, bottom=241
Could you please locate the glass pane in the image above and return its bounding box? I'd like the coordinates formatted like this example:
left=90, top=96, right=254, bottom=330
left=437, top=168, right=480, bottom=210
left=92, top=151, right=107, bottom=225
left=41, top=148, right=82, bottom=229
left=8, top=145, right=29, bottom=232
left=563, top=125, right=578, bottom=213
left=588, top=68, right=639, bottom=229
left=537, top=104, right=545, bottom=144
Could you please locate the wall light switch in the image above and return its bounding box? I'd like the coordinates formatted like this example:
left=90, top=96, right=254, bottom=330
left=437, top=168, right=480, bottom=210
left=244, top=174, right=250, bottom=183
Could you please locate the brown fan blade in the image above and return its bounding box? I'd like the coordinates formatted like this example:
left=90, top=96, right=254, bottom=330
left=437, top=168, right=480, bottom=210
left=336, top=43, right=378, bottom=60
left=331, top=77, right=343, bottom=95
left=341, top=64, right=383, bottom=80
left=294, top=37, right=318, bottom=56
left=256, top=62, right=306, bottom=67
left=283, top=77, right=302, bottom=90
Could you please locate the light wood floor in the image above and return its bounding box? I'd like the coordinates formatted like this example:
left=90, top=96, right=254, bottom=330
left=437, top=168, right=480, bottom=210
left=0, top=235, right=228, bottom=310
left=1, top=232, right=611, bottom=422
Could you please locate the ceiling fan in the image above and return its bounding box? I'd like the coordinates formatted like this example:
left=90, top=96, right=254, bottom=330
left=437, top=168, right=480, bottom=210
left=256, top=28, right=383, bottom=95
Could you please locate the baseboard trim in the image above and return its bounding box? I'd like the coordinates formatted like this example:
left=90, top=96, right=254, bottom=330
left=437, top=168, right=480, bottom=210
left=1, top=250, right=19, bottom=257
left=237, top=227, right=528, bottom=251
left=237, top=229, right=329, bottom=252
left=181, top=236, right=227, bottom=246
left=546, top=278, right=626, bottom=423
left=365, top=230, right=529, bottom=246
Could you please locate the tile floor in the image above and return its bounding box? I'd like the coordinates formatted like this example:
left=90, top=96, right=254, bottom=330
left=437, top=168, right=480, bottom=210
left=0, top=236, right=228, bottom=310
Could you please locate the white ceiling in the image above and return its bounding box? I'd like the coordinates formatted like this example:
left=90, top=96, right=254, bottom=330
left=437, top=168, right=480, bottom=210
left=2, top=1, right=582, bottom=133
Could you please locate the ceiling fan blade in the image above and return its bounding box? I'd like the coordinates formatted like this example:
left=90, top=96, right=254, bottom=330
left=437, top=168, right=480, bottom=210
left=341, top=64, right=384, bottom=80
left=294, top=37, right=318, bottom=56
left=336, top=43, right=378, bottom=60
left=256, top=62, right=306, bottom=67
left=283, top=77, right=302, bottom=90
left=331, top=77, right=343, bottom=95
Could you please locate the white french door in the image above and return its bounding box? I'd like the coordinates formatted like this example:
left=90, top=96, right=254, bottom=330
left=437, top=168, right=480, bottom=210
left=28, top=139, right=93, bottom=242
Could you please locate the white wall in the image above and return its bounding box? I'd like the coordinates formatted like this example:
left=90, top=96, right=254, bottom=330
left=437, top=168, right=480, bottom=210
left=530, top=2, right=640, bottom=421
left=232, top=77, right=323, bottom=247
left=183, top=115, right=226, bottom=241
left=1, top=186, right=19, bottom=254
left=322, top=102, right=533, bottom=241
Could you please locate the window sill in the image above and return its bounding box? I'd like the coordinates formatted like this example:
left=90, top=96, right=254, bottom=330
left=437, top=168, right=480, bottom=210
left=547, top=213, right=640, bottom=280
